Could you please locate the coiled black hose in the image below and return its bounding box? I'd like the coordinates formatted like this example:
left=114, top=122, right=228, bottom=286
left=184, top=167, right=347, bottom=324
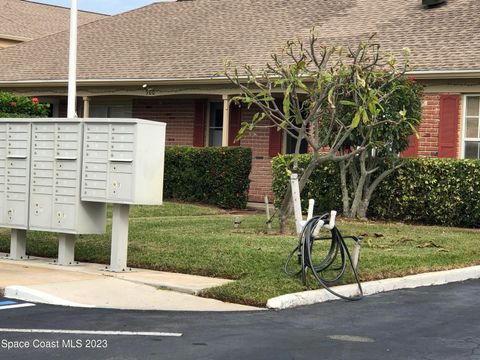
left=284, top=214, right=364, bottom=301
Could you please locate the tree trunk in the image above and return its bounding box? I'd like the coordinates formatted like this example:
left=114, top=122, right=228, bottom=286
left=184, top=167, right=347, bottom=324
left=354, top=165, right=400, bottom=219
left=356, top=198, right=370, bottom=219
left=347, top=152, right=368, bottom=218
left=339, top=160, right=351, bottom=216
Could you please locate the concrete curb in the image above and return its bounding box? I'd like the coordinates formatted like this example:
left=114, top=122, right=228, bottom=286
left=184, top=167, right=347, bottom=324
left=267, top=265, right=480, bottom=310
left=4, top=286, right=96, bottom=308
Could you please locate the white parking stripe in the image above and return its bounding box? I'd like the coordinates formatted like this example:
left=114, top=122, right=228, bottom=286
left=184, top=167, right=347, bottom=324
left=0, top=304, right=36, bottom=311
left=0, top=328, right=182, bottom=337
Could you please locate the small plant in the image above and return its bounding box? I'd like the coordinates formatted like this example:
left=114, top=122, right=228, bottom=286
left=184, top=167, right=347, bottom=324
left=0, top=92, right=49, bottom=118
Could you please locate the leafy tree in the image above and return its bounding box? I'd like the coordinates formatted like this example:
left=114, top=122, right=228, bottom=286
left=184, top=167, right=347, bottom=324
left=337, top=77, right=422, bottom=219
left=224, top=31, right=416, bottom=232
left=0, top=92, right=49, bottom=118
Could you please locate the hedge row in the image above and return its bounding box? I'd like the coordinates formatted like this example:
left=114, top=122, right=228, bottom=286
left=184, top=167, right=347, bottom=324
left=164, top=146, right=252, bottom=209
left=272, top=155, right=480, bottom=227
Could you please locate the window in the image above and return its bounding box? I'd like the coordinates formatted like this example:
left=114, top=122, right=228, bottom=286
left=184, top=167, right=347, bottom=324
left=284, top=127, right=309, bottom=154
left=464, top=95, right=480, bottom=159
left=89, top=103, right=132, bottom=118
left=208, top=102, right=223, bottom=147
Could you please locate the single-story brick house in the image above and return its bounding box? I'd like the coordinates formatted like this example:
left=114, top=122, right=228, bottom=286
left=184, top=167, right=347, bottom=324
left=0, top=0, right=479, bottom=202
left=0, top=0, right=105, bottom=49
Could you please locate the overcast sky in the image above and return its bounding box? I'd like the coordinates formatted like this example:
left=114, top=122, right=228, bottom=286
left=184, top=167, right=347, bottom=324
left=31, top=0, right=165, bottom=15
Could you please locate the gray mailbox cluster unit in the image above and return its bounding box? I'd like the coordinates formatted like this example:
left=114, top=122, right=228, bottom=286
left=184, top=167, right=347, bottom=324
left=82, top=120, right=164, bottom=205
left=0, top=122, right=31, bottom=229
left=30, top=121, right=106, bottom=234
left=0, top=120, right=106, bottom=234
left=2, top=118, right=166, bottom=271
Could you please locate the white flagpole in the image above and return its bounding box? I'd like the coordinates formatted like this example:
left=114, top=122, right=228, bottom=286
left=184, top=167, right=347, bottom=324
left=67, top=0, right=78, bottom=118
left=58, top=0, right=78, bottom=266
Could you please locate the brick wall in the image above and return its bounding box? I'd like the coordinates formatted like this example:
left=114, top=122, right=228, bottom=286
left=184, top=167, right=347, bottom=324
left=417, top=93, right=462, bottom=158
left=418, top=93, right=441, bottom=157
left=133, top=98, right=195, bottom=146
left=239, top=107, right=274, bottom=203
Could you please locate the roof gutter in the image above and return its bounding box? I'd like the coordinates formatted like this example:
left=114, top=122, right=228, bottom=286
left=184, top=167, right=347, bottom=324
left=1, top=70, right=480, bottom=88
left=0, top=77, right=239, bottom=87
left=406, top=70, right=480, bottom=79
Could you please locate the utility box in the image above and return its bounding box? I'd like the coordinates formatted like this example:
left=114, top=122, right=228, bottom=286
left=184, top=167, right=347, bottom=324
left=81, top=119, right=166, bottom=205
left=29, top=121, right=106, bottom=234
left=0, top=122, right=32, bottom=229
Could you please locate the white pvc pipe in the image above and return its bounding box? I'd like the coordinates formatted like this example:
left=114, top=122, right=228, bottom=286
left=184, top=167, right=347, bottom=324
left=307, top=199, right=315, bottom=222
left=324, top=210, right=337, bottom=230
left=290, top=174, right=304, bottom=234
left=67, top=0, right=78, bottom=118
left=312, top=220, right=324, bottom=237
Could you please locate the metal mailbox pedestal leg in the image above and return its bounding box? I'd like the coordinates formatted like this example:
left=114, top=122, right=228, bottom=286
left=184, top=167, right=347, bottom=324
left=110, top=204, right=130, bottom=272
left=58, top=233, right=76, bottom=265
left=9, top=229, right=27, bottom=260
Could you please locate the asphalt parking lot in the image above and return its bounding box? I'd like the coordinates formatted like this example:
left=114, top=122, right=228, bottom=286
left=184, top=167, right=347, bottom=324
left=1, top=279, right=480, bottom=359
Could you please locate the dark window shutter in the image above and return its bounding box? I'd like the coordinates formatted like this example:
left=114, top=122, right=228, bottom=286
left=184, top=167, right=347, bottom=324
left=438, top=95, right=460, bottom=158
left=193, top=99, right=207, bottom=147
left=401, top=134, right=419, bottom=157
left=228, top=104, right=242, bottom=146
left=269, top=124, right=283, bottom=158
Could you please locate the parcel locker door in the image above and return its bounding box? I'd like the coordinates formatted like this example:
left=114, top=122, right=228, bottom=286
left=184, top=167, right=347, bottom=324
left=30, top=194, right=53, bottom=229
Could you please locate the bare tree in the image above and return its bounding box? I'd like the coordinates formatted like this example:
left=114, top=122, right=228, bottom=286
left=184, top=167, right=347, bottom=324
left=224, top=31, right=413, bottom=232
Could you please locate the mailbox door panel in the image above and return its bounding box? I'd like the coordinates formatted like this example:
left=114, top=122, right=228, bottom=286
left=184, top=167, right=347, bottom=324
left=108, top=173, right=133, bottom=201
left=5, top=200, right=28, bottom=228
left=53, top=204, right=76, bottom=231
left=30, top=195, right=53, bottom=229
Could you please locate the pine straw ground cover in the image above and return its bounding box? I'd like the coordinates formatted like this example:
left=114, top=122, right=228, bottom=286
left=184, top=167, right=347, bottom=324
left=0, top=202, right=479, bottom=307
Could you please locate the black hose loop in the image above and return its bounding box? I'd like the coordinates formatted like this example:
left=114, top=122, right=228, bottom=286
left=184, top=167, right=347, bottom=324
left=284, top=215, right=364, bottom=301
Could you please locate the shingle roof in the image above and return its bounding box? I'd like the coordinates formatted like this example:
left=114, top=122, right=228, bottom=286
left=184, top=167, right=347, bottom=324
left=0, top=0, right=478, bottom=83
left=0, top=0, right=105, bottom=41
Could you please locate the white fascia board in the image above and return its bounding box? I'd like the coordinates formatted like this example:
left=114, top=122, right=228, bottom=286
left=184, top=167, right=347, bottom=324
left=406, top=70, right=480, bottom=79
left=0, top=76, right=244, bottom=87
left=2, top=70, right=480, bottom=87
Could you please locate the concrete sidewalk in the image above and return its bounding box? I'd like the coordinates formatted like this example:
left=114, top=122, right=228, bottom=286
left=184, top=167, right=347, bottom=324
left=0, top=253, right=260, bottom=311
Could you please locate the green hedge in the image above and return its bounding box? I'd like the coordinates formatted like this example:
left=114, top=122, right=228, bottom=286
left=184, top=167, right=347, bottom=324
left=272, top=155, right=480, bottom=227
left=272, top=155, right=342, bottom=213
left=164, top=146, right=252, bottom=209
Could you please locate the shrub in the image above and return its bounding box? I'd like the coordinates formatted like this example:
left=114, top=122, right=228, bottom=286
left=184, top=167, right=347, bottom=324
left=0, top=92, right=49, bottom=118
left=272, top=154, right=341, bottom=213
left=371, top=158, right=480, bottom=227
left=164, top=146, right=252, bottom=209
left=272, top=155, right=480, bottom=227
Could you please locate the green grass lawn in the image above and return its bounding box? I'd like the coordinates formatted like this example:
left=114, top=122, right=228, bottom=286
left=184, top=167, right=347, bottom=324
left=0, top=201, right=479, bottom=307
